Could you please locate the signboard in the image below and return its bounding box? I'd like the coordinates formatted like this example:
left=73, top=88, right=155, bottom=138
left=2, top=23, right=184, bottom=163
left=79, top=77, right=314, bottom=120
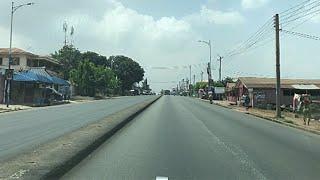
left=5, top=69, right=13, bottom=80
left=214, top=87, right=225, bottom=94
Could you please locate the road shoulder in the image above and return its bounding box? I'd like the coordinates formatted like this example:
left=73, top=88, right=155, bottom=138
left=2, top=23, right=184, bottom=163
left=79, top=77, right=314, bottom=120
left=197, top=98, right=320, bottom=136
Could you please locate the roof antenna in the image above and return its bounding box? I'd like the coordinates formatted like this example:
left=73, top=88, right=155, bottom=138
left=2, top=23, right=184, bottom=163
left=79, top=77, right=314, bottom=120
left=70, top=25, right=75, bottom=46
left=63, top=21, right=68, bottom=46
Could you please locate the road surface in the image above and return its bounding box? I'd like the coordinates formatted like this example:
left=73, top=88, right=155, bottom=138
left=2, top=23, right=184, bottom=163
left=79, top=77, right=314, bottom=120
left=64, top=96, right=320, bottom=180
left=0, top=96, right=154, bottom=161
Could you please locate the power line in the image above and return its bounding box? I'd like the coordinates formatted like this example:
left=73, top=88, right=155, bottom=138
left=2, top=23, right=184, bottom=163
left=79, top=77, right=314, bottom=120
left=281, top=2, right=320, bottom=25
left=280, top=0, right=319, bottom=19
left=282, top=29, right=320, bottom=41
left=225, top=18, right=274, bottom=57
left=279, top=0, right=311, bottom=15
left=285, top=10, right=320, bottom=30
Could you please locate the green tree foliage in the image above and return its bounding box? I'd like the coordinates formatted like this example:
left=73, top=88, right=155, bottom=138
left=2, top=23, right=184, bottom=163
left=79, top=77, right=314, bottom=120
left=70, top=60, right=119, bottom=97
left=221, top=77, right=235, bottom=86
left=213, top=81, right=225, bottom=87
left=108, top=55, right=144, bottom=92
left=52, top=45, right=82, bottom=79
left=195, top=82, right=208, bottom=91
left=81, top=51, right=108, bottom=67
left=70, top=60, right=96, bottom=96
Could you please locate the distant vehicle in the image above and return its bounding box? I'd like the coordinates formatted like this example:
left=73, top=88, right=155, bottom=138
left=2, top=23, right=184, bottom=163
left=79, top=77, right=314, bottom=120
left=164, top=90, right=170, bottom=95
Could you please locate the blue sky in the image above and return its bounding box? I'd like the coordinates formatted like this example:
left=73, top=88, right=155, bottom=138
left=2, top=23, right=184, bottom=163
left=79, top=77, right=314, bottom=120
left=0, top=0, right=319, bottom=92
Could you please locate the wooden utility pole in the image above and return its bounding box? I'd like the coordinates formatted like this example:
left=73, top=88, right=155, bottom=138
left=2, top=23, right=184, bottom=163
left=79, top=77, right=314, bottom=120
left=189, top=65, right=192, bottom=96
left=189, top=65, right=192, bottom=86
left=274, top=14, right=281, bottom=118
left=193, top=74, right=196, bottom=85
left=217, top=56, right=223, bottom=82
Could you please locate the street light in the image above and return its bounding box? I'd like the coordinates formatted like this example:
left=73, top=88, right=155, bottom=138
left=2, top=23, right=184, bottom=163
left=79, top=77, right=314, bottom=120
left=5, top=1, right=34, bottom=107
left=198, top=40, right=212, bottom=88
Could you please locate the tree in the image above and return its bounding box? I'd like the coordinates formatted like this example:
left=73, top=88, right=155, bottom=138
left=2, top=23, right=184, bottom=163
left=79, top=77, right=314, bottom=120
left=221, top=77, right=235, bottom=87
left=195, top=82, right=208, bottom=91
left=70, top=60, right=96, bottom=96
left=81, top=51, right=108, bottom=67
left=70, top=60, right=120, bottom=97
left=108, top=56, right=144, bottom=93
left=94, top=66, right=119, bottom=95
left=213, top=81, right=224, bottom=87
left=52, top=45, right=82, bottom=79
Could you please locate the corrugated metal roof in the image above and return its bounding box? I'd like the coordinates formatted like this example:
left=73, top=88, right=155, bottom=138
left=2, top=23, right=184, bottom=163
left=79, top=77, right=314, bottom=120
left=238, top=77, right=320, bottom=89
left=13, top=68, right=69, bottom=85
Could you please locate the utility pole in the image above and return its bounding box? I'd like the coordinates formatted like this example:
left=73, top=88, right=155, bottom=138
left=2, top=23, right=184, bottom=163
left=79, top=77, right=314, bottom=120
left=189, top=65, right=192, bottom=96
left=201, top=71, right=204, bottom=82
left=217, top=56, right=223, bottom=82
left=193, top=74, right=196, bottom=85
left=189, top=65, right=192, bottom=86
left=6, top=2, right=34, bottom=107
left=198, top=40, right=212, bottom=88
left=207, top=62, right=211, bottom=89
left=274, top=14, right=281, bottom=118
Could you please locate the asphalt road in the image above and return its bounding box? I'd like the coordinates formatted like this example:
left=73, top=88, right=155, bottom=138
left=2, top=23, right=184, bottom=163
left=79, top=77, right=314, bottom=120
left=63, top=96, right=320, bottom=180
left=0, top=96, right=154, bottom=161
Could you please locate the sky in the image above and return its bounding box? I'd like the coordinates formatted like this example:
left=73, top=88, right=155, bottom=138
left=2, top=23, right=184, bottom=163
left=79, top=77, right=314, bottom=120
left=0, top=0, right=319, bottom=92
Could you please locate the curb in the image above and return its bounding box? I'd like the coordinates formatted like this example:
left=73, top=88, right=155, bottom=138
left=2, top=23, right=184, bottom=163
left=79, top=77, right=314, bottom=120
left=0, top=96, right=162, bottom=180
left=197, top=98, right=320, bottom=136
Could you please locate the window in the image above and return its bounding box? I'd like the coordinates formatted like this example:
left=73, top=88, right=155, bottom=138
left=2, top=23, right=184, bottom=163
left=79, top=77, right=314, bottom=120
left=12, top=57, right=20, bottom=65
left=0, top=58, right=2, bottom=65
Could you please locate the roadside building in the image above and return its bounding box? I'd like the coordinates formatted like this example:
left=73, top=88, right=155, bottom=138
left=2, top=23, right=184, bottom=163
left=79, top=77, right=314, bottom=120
left=225, top=82, right=236, bottom=102
left=0, top=48, right=69, bottom=105
left=230, top=77, right=320, bottom=109
left=0, top=48, right=60, bottom=74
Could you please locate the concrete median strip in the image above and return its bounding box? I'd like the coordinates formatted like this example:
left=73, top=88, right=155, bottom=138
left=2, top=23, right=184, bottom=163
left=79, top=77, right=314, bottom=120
left=0, top=96, right=161, bottom=180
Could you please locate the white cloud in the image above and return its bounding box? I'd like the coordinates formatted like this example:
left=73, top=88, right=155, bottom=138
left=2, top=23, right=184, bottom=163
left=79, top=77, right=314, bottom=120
left=242, top=0, right=269, bottom=9
left=185, top=5, right=245, bottom=26
left=200, top=6, right=245, bottom=24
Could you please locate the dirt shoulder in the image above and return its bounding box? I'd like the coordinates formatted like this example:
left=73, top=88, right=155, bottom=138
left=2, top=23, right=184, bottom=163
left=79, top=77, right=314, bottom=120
left=201, top=99, right=320, bottom=135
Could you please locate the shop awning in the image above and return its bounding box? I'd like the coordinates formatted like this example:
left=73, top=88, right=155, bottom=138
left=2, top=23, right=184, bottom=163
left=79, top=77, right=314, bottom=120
left=13, top=72, right=36, bottom=82
left=13, top=68, right=69, bottom=86
left=51, top=76, right=70, bottom=86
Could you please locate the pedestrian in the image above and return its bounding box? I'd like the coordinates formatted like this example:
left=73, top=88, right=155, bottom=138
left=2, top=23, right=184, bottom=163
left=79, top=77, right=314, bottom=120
left=245, top=94, right=250, bottom=110
left=302, top=95, right=311, bottom=125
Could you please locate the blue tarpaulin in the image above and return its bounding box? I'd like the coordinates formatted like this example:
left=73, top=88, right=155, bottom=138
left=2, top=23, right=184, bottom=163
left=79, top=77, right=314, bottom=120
left=13, top=68, right=69, bottom=86
left=51, top=75, right=70, bottom=86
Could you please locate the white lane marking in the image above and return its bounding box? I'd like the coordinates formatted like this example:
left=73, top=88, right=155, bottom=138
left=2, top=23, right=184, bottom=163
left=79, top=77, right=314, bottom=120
left=156, top=176, right=169, bottom=180
left=198, top=119, right=266, bottom=180
left=181, top=104, right=267, bottom=180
